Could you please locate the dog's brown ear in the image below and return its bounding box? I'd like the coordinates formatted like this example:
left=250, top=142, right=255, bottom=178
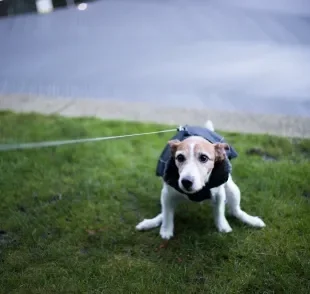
left=168, top=139, right=180, bottom=154
left=214, top=143, right=229, bottom=161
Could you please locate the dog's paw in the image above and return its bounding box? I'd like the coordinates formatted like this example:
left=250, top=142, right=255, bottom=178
left=216, top=220, right=233, bottom=233
left=136, top=219, right=155, bottom=231
left=250, top=217, right=266, bottom=228
left=160, top=227, right=174, bottom=240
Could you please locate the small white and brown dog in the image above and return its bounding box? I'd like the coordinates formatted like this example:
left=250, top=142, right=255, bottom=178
left=136, top=120, right=265, bottom=240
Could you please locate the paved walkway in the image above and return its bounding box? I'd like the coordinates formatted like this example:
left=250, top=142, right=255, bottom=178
left=1, top=94, right=309, bottom=138
left=1, top=0, right=310, bottom=117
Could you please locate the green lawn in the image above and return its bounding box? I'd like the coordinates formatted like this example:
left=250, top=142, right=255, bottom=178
left=0, top=111, right=309, bottom=294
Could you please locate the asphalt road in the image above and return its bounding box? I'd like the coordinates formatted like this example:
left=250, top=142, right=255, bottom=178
left=1, top=0, right=310, bottom=117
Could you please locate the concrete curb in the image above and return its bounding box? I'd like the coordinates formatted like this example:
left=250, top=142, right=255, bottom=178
left=1, top=94, right=309, bottom=138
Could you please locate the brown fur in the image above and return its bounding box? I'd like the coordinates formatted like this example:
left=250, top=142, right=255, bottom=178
left=168, top=137, right=228, bottom=162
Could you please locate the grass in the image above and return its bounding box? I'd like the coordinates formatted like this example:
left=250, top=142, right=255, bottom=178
left=0, top=111, right=309, bottom=294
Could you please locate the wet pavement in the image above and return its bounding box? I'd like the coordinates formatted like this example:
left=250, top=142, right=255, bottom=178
left=1, top=0, right=310, bottom=117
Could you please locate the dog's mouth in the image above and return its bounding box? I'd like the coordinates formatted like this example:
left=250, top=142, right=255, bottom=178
left=179, top=184, right=204, bottom=194
left=178, top=176, right=210, bottom=194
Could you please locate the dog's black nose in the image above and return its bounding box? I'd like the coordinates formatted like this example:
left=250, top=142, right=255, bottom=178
left=181, top=178, right=193, bottom=190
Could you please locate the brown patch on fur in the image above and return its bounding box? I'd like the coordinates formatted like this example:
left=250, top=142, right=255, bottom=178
left=168, top=137, right=229, bottom=162
left=193, top=139, right=215, bottom=160
left=169, top=136, right=216, bottom=160
left=214, top=143, right=229, bottom=161
left=168, top=139, right=181, bottom=154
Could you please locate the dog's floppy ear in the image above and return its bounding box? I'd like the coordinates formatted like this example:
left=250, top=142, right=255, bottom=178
left=214, top=143, right=229, bottom=161
left=168, top=139, right=180, bottom=154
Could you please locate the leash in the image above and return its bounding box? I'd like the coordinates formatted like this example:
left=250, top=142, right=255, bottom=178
left=0, top=128, right=178, bottom=152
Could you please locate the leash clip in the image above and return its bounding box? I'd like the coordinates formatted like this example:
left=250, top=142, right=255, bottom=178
left=177, top=125, right=185, bottom=132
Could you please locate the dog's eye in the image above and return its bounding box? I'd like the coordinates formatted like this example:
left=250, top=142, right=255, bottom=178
left=199, top=154, right=208, bottom=163
left=176, top=154, right=185, bottom=163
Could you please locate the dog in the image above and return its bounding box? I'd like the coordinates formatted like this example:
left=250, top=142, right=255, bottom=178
left=136, top=120, right=266, bottom=240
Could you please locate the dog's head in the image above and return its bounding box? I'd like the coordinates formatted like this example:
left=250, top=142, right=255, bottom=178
left=168, top=136, right=229, bottom=194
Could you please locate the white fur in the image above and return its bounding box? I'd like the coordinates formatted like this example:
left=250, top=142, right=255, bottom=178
left=205, top=120, right=214, bottom=131
left=176, top=142, right=207, bottom=193
left=136, top=120, right=266, bottom=239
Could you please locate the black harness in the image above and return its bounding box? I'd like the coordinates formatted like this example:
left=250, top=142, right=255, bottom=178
left=155, top=125, right=238, bottom=202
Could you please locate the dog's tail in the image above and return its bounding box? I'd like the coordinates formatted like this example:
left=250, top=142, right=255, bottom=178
left=205, top=120, right=214, bottom=131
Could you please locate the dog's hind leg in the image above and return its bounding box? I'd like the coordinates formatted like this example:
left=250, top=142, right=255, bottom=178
left=225, top=176, right=266, bottom=228
left=136, top=213, right=163, bottom=231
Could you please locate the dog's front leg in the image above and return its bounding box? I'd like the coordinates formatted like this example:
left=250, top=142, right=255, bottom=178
left=159, top=184, right=178, bottom=240
left=211, top=185, right=232, bottom=233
